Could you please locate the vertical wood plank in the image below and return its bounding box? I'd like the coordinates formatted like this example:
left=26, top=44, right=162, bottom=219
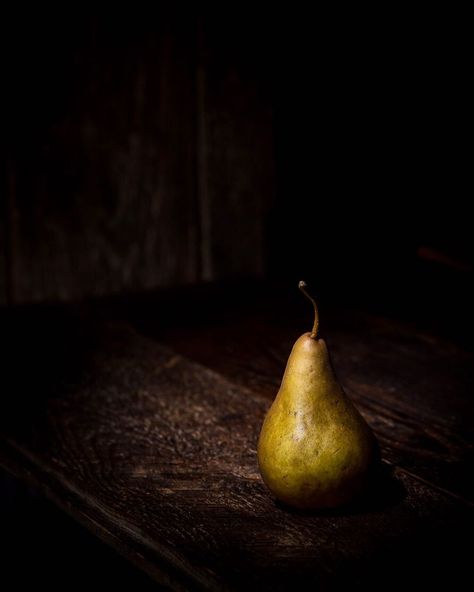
left=199, top=19, right=275, bottom=280
left=7, top=16, right=199, bottom=303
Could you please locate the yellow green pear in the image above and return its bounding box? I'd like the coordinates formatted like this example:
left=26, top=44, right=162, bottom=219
left=258, top=281, right=379, bottom=509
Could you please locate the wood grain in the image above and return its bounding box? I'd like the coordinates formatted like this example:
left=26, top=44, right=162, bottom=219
left=4, top=16, right=276, bottom=304
left=0, top=311, right=471, bottom=590
left=131, top=289, right=474, bottom=503
left=197, top=20, right=274, bottom=280
left=160, top=320, right=474, bottom=503
left=6, top=17, right=199, bottom=303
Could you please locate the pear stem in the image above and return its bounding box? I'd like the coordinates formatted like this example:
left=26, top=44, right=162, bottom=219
left=298, top=281, right=319, bottom=339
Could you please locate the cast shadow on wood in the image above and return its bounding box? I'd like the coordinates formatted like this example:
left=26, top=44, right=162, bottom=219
left=0, top=306, right=105, bottom=424
left=274, top=461, right=406, bottom=517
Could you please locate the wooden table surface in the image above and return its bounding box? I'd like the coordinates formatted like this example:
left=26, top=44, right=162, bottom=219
left=1, top=282, right=472, bottom=590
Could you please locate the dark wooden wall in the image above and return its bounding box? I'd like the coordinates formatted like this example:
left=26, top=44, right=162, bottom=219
left=3, top=11, right=471, bottom=311
left=2, top=12, right=274, bottom=304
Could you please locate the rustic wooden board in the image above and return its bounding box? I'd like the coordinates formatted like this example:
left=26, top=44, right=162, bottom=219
left=5, top=17, right=199, bottom=303
left=157, top=307, right=474, bottom=503
left=197, top=20, right=274, bottom=280
left=115, top=282, right=473, bottom=503
left=0, top=312, right=471, bottom=590
left=3, top=16, right=276, bottom=305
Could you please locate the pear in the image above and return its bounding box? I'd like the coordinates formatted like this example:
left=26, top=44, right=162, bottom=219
left=257, top=281, right=379, bottom=509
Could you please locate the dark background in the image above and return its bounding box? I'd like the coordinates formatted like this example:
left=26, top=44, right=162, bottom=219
left=3, top=10, right=472, bottom=310
left=1, top=7, right=472, bottom=589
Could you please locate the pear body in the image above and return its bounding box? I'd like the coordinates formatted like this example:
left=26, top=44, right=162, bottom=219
left=258, top=333, right=378, bottom=509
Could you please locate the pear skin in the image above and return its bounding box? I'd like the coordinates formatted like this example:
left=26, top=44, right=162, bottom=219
left=257, top=284, right=378, bottom=509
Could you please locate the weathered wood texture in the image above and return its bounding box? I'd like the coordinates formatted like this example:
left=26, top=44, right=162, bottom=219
left=5, top=18, right=198, bottom=303
left=156, top=316, right=474, bottom=503
left=197, top=21, right=274, bottom=280
left=0, top=470, right=159, bottom=590
left=3, top=16, right=274, bottom=304
left=0, top=300, right=472, bottom=590
left=98, top=281, right=473, bottom=503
